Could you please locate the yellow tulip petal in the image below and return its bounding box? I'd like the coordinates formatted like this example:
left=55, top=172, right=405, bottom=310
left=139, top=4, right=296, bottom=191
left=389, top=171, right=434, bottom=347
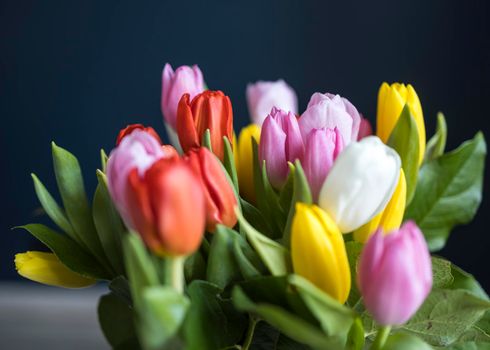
left=15, top=251, right=95, bottom=289
left=406, top=84, right=426, bottom=164
left=377, top=83, right=405, bottom=143
left=291, top=204, right=351, bottom=303
left=236, top=124, right=261, bottom=203
left=353, top=210, right=383, bottom=243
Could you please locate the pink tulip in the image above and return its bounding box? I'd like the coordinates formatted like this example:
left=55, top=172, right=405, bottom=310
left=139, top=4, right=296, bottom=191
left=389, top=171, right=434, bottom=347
left=161, top=63, right=205, bottom=130
left=358, top=221, right=433, bottom=326
left=301, top=128, right=344, bottom=202
left=259, top=107, right=304, bottom=189
left=299, top=93, right=361, bottom=144
left=357, top=116, right=373, bottom=140
left=106, top=130, right=177, bottom=227
left=246, top=80, right=298, bottom=126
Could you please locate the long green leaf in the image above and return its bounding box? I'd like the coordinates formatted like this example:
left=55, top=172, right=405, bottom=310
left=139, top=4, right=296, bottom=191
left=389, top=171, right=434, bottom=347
left=424, top=112, right=447, bottom=162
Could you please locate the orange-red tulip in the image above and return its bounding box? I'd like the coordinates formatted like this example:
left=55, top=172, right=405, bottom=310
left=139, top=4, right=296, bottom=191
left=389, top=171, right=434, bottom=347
left=116, top=124, right=162, bottom=146
left=186, top=147, right=237, bottom=232
left=176, top=90, right=233, bottom=160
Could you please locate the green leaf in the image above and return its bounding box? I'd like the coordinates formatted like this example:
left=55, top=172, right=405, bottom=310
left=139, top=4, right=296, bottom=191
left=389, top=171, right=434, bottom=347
left=346, top=318, right=365, bottom=350
left=387, top=104, right=420, bottom=204
left=282, top=161, right=312, bottom=248
left=239, top=198, right=273, bottom=237
left=401, top=288, right=490, bottom=346
left=202, top=129, right=212, bottom=152
left=51, top=142, right=107, bottom=261
left=232, top=234, right=267, bottom=279
left=438, top=342, right=490, bottom=350
left=100, top=149, right=109, bottom=172
left=279, top=163, right=295, bottom=213
left=183, top=281, right=247, bottom=350
left=31, top=173, right=76, bottom=238
left=237, top=209, right=292, bottom=276
left=223, top=136, right=239, bottom=192
left=232, top=287, right=342, bottom=350
left=184, top=250, right=206, bottom=282
left=424, top=112, right=447, bottom=162
left=345, top=241, right=363, bottom=307
left=405, top=133, right=486, bottom=251
left=432, top=256, right=454, bottom=288
left=448, top=264, right=488, bottom=300
left=98, top=292, right=138, bottom=348
left=288, top=274, right=355, bottom=337
left=17, top=224, right=110, bottom=280
left=93, top=171, right=126, bottom=275
left=206, top=225, right=242, bottom=289
left=383, top=332, right=433, bottom=350
left=109, top=276, right=132, bottom=306
left=122, top=232, right=159, bottom=307
left=137, top=286, right=189, bottom=350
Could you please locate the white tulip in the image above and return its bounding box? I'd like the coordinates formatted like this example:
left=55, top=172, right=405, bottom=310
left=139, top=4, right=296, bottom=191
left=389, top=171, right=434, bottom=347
left=318, top=136, right=401, bottom=233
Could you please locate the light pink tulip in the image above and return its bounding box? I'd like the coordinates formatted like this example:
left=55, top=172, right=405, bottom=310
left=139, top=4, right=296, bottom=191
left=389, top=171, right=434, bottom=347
left=358, top=221, right=433, bottom=326
left=161, top=63, right=205, bottom=130
left=106, top=130, right=176, bottom=227
left=259, top=107, right=304, bottom=189
left=302, top=128, right=344, bottom=202
left=357, top=116, right=373, bottom=140
left=299, top=93, right=361, bottom=144
left=246, top=80, right=298, bottom=126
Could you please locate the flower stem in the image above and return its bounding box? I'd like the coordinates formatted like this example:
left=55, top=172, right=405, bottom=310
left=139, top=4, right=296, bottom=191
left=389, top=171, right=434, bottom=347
left=165, top=256, right=185, bottom=294
left=242, top=316, right=258, bottom=350
left=371, top=325, right=391, bottom=350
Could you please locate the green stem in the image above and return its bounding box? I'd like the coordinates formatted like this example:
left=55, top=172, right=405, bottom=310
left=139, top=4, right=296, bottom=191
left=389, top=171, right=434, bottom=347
left=164, top=256, right=186, bottom=294
left=242, top=316, right=258, bottom=350
left=371, top=325, right=391, bottom=350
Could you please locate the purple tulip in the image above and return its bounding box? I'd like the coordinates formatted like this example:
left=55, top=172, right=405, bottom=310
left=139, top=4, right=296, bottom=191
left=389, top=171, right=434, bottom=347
left=302, top=128, right=344, bottom=202
left=106, top=130, right=168, bottom=227
left=358, top=221, right=433, bottom=326
left=246, top=80, right=298, bottom=126
left=259, top=107, right=304, bottom=189
left=161, top=63, right=205, bottom=130
left=299, top=93, right=361, bottom=144
left=358, top=116, right=373, bottom=140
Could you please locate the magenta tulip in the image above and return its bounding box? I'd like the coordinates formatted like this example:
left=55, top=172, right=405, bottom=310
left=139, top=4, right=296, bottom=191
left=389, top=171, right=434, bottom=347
left=246, top=80, right=298, bottom=126
left=161, top=63, right=205, bottom=131
left=358, top=221, right=433, bottom=326
left=299, top=93, right=361, bottom=144
left=301, top=128, right=344, bottom=202
left=259, top=107, right=304, bottom=189
left=106, top=130, right=177, bottom=227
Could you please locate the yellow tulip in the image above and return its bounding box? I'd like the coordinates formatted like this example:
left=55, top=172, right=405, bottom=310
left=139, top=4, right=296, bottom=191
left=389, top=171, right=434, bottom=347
left=15, top=251, right=95, bottom=289
left=236, top=124, right=261, bottom=204
left=376, top=82, right=426, bottom=164
left=354, top=169, right=407, bottom=243
left=291, top=203, right=351, bottom=303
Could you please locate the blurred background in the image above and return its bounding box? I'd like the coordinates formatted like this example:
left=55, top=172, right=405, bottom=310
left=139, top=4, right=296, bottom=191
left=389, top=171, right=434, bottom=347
left=1, top=0, right=488, bottom=294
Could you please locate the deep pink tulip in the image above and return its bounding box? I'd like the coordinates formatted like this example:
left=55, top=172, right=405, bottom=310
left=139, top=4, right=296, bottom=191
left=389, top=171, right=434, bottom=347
left=299, top=93, right=361, bottom=144
left=357, top=116, right=373, bottom=140
left=358, top=221, right=433, bottom=326
left=259, top=107, right=304, bottom=189
left=246, top=80, right=298, bottom=126
left=106, top=130, right=177, bottom=227
left=161, top=63, right=205, bottom=130
left=301, top=128, right=344, bottom=202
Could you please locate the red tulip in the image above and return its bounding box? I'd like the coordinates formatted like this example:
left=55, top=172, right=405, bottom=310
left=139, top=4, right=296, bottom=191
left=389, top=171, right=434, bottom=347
left=125, top=157, right=206, bottom=256
left=186, top=147, right=238, bottom=232
left=116, top=124, right=162, bottom=146
left=176, top=90, right=233, bottom=160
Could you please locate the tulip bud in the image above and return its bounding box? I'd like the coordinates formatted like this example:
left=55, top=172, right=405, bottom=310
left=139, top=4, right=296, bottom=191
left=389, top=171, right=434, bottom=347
left=354, top=169, right=407, bottom=243
left=186, top=147, right=238, bottom=232
left=299, top=93, right=361, bottom=145
left=376, top=82, right=426, bottom=164
left=318, top=136, right=401, bottom=233
left=161, top=63, right=205, bottom=131
left=246, top=80, right=298, bottom=126
left=176, top=90, right=233, bottom=161
left=106, top=130, right=176, bottom=227
left=236, top=124, right=261, bottom=203
left=291, top=203, right=351, bottom=303
left=357, top=116, right=373, bottom=140
left=15, top=251, right=95, bottom=288
left=125, top=158, right=206, bottom=256
left=116, top=124, right=162, bottom=146
left=302, top=127, right=344, bottom=202
left=358, top=222, right=432, bottom=325
left=259, top=107, right=304, bottom=189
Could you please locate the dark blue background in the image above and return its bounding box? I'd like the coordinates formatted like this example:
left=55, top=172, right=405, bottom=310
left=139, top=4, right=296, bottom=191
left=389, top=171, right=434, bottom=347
left=1, top=0, right=489, bottom=289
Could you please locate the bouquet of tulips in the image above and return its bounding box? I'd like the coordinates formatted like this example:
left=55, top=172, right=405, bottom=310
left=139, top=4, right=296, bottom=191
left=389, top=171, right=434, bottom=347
left=14, top=63, right=489, bottom=350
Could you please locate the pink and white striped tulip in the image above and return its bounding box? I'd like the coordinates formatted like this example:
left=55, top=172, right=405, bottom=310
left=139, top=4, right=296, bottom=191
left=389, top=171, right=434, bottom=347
left=358, top=221, right=433, bottom=326
left=259, top=107, right=304, bottom=189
